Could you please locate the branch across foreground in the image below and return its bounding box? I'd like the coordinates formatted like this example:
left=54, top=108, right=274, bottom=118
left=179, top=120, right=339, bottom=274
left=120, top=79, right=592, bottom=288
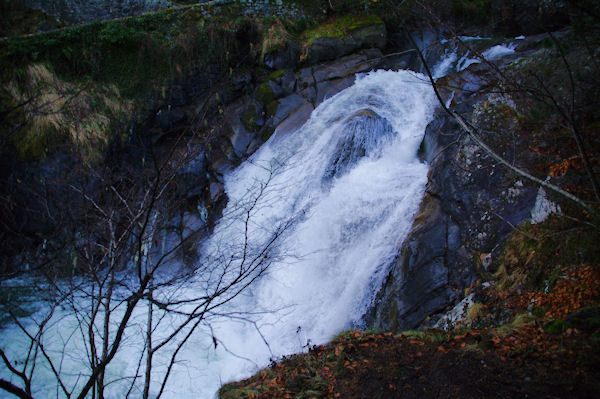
left=406, top=31, right=599, bottom=221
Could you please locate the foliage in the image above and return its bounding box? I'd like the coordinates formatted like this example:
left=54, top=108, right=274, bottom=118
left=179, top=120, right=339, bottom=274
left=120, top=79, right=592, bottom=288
left=512, top=265, right=600, bottom=319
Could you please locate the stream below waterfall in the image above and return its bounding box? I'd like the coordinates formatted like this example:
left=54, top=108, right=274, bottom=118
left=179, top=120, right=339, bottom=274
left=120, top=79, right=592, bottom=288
left=0, top=69, right=436, bottom=398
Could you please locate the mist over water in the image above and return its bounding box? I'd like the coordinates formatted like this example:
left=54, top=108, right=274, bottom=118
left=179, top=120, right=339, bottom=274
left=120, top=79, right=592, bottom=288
left=0, top=70, right=436, bottom=398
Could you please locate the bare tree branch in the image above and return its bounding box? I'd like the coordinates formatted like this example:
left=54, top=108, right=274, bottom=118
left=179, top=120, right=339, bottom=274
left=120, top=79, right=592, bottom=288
left=406, top=30, right=599, bottom=221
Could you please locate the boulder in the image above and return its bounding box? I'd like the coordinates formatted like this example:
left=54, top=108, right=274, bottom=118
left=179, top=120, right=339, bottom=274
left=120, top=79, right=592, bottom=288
left=364, top=196, right=460, bottom=331
left=315, top=77, right=354, bottom=104
left=271, top=102, right=314, bottom=143
left=312, top=51, right=381, bottom=82
left=271, top=93, right=308, bottom=126
left=264, top=41, right=301, bottom=70
left=296, top=67, right=315, bottom=91
left=223, top=96, right=265, bottom=158
left=303, top=23, right=387, bottom=65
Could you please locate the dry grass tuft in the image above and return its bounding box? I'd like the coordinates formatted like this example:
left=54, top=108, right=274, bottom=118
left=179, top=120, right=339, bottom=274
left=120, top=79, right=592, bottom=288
left=7, top=63, right=133, bottom=161
left=260, top=18, right=291, bottom=63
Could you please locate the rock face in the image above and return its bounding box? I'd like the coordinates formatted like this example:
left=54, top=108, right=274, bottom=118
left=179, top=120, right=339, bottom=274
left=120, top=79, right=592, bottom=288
left=323, top=109, right=395, bottom=181
left=264, top=42, right=301, bottom=70
left=303, top=23, right=387, bottom=65
left=364, top=55, right=539, bottom=331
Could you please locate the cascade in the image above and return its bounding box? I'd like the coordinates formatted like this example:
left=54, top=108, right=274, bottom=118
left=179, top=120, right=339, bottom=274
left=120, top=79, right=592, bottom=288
left=0, top=69, right=436, bottom=398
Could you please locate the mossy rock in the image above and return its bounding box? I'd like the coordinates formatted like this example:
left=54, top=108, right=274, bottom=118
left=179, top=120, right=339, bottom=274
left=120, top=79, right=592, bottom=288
left=257, top=81, right=277, bottom=105
left=565, top=307, right=600, bottom=332
left=300, top=14, right=386, bottom=64
left=242, top=103, right=260, bottom=132
left=544, top=319, right=572, bottom=334
left=265, top=99, right=280, bottom=118
left=267, top=68, right=287, bottom=80
left=301, top=14, right=383, bottom=46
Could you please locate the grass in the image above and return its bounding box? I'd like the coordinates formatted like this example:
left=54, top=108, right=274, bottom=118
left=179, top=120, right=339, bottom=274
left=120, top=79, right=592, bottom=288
left=5, top=63, right=132, bottom=161
left=495, top=313, right=534, bottom=336
left=400, top=329, right=450, bottom=343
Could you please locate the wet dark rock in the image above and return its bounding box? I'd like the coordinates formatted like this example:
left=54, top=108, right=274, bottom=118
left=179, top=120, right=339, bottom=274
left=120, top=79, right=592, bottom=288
left=270, top=102, right=314, bottom=143
left=232, top=70, right=253, bottom=92
left=365, top=196, right=460, bottom=331
left=264, top=41, right=301, bottom=70
left=299, top=85, right=317, bottom=105
left=224, top=97, right=260, bottom=158
left=296, top=67, right=315, bottom=91
left=271, top=93, right=308, bottom=126
left=324, top=109, right=394, bottom=181
left=315, top=77, right=354, bottom=104
left=312, top=52, right=380, bottom=82
left=209, top=182, right=225, bottom=201
left=263, top=80, right=286, bottom=100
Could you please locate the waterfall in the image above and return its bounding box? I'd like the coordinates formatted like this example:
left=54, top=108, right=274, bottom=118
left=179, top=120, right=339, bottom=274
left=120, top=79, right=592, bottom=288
left=190, top=69, right=437, bottom=396
left=0, top=69, right=436, bottom=398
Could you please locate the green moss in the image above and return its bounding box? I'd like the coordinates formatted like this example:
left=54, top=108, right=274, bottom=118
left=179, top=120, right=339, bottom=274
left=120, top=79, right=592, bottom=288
left=565, top=306, right=600, bottom=332
left=544, top=319, right=572, bottom=334
left=400, top=330, right=449, bottom=344
left=268, top=68, right=287, bottom=80
left=242, top=104, right=259, bottom=132
left=266, top=99, right=279, bottom=117
left=384, top=298, right=399, bottom=331
left=497, top=217, right=600, bottom=291
left=256, top=68, right=287, bottom=106
left=531, top=305, right=548, bottom=318
left=301, top=14, right=383, bottom=46
left=257, top=82, right=276, bottom=105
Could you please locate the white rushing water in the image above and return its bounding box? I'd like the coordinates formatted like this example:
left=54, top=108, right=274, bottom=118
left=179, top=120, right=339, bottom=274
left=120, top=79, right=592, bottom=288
left=0, top=70, right=436, bottom=398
